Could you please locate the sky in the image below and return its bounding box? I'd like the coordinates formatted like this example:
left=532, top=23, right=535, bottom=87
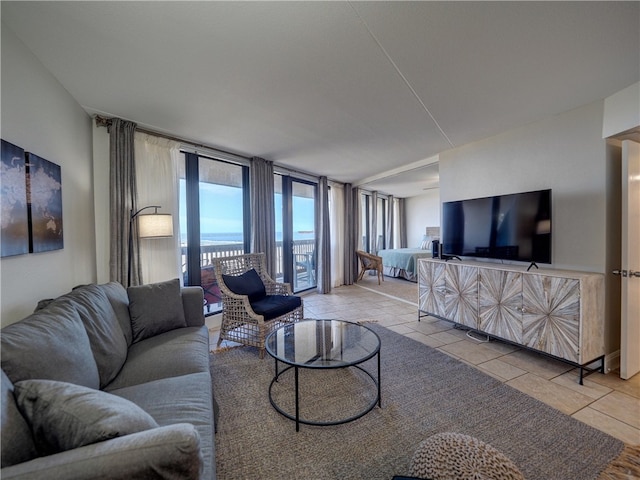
left=179, top=180, right=315, bottom=239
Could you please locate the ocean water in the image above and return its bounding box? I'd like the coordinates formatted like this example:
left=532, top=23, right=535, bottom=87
left=182, top=231, right=315, bottom=245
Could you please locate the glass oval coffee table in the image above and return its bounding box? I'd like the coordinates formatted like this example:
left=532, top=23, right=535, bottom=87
left=265, top=319, right=381, bottom=431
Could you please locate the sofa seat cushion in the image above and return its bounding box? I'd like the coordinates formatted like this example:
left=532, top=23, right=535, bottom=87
left=109, top=371, right=215, bottom=480
left=54, top=284, right=128, bottom=388
left=0, top=302, right=100, bottom=389
left=128, top=278, right=187, bottom=343
left=14, top=379, right=159, bottom=456
left=222, top=268, right=266, bottom=302
left=1, top=370, right=38, bottom=468
left=104, top=326, right=210, bottom=391
left=251, top=295, right=303, bottom=320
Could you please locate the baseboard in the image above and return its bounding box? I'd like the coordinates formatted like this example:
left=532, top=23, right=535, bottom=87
left=605, top=350, right=620, bottom=374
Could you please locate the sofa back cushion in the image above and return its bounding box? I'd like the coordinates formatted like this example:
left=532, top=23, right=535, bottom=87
left=222, top=268, right=266, bottom=302
left=1, top=301, right=100, bottom=389
left=57, top=284, right=129, bottom=388
left=99, top=281, right=134, bottom=346
left=1, top=370, right=38, bottom=467
left=128, top=278, right=187, bottom=343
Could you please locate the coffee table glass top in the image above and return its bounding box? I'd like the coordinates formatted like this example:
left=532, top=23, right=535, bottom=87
left=265, top=319, right=380, bottom=368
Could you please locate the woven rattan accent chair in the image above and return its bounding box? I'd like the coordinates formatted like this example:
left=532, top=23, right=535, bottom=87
left=213, top=253, right=304, bottom=358
left=356, top=250, right=384, bottom=285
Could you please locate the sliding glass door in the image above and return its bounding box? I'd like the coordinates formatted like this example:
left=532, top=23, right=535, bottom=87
left=180, top=153, right=249, bottom=314
left=275, top=175, right=317, bottom=292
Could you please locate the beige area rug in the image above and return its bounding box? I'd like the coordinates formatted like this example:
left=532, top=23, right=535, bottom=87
left=211, top=323, right=629, bottom=480
left=354, top=274, right=418, bottom=304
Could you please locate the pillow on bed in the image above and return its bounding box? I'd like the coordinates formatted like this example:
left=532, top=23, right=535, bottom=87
left=420, top=235, right=431, bottom=249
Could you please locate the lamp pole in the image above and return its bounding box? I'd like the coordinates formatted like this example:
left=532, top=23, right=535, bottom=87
left=127, top=205, right=161, bottom=287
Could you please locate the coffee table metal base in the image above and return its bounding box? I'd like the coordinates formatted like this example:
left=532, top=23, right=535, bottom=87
left=268, top=356, right=381, bottom=432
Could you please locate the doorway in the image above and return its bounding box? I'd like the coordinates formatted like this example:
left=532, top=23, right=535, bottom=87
left=275, top=175, right=317, bottom=293
left=180, top=153, right=250, bottom=315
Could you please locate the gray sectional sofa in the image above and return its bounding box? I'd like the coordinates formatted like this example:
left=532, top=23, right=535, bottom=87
left=0, top=278, right=217, bottom=479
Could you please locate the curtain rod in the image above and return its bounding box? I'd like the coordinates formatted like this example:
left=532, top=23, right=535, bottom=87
left=94, top=115, right=344, bottom=186
left=94, top=115, right=251, bottom=161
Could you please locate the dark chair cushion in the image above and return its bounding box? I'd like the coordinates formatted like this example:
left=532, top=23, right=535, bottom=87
left=250, top=295, right=302, bottom=321
left=222, top=269, right=266, bottom=302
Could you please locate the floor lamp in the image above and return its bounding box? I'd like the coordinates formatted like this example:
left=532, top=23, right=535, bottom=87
left=128, top=205, right=173, bottom=286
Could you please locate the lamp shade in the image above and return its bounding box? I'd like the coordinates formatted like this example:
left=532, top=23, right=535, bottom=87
left=535, top=219, right=551, bottom=235
left=138, top=213, right=173, bottom=238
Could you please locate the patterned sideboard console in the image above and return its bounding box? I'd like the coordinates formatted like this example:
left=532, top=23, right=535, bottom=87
left=417, top=258, right=605, bottom=384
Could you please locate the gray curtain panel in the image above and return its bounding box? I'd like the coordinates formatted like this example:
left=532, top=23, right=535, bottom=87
left=342, top=184, right=358, bottom=285
left=249, top=157, right=276, bottom=277
left=316, top=176, right=331, bottom=294
left=398, top=198, right=407, bottom=248
left=108, top=118, right=138, bottom=286
left=386, top=195, right=394, bottom=250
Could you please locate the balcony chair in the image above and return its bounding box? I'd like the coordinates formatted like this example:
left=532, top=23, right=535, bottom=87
left=293, top=251, right=316, bottom=290
left=182, top=264, right=222, bottom=313
left=213, top=253, right=304, bottom=358
left=356, top=250, right=384, bottom=285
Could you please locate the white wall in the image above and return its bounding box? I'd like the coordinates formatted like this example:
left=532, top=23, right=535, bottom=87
left=1, top=24, right=94, bottom=326
left=439, top=100, right=608, bottom=273
left=603, top=82, right=640, bottom=138
left=605, top=142, right=622, bottom=363
left=438, top=100, right=624, bottom=357
left=93, top=125, right=110, bottom=284
left=405, top=189, right=440, bottom=248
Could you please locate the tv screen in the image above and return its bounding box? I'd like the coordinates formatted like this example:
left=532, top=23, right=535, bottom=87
left=442, top=189, right=552, bottom=264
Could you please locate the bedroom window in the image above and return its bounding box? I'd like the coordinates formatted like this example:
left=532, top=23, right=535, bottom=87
left=377, top=196, right=386, bottom=251
left=361, top=192, right=389, bottom=254
left=361, top=193, right=371, bottom=252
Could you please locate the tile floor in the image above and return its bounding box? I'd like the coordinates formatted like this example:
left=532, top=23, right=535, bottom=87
left=206, top=281, right=640, bottom=445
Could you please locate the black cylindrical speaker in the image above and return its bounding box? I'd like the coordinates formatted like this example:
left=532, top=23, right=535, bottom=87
left=432, top=239, right=439, bottom=258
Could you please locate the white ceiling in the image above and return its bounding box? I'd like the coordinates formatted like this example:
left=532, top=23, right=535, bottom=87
left=2, top=1, right=638, bottom=197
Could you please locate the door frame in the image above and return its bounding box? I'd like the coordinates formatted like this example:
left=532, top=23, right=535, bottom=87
left=620, top=139, right=640, bottom=379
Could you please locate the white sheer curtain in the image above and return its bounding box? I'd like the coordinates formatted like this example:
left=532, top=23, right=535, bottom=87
left=134, top=133, right=182, bottom=284
left=329, top=181, right=345, bottom=287
left=356, top=188, right=363, bottom=251
left=392, top=198, right=402, bottom=248
left=370, top=191, right=378, bottom=253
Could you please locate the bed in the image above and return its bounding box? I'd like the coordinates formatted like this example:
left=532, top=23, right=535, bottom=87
left=377, top=248, right=433, bottom=282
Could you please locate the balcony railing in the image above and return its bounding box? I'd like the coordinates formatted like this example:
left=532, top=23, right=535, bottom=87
left=181, top=239, right=315, bottom=314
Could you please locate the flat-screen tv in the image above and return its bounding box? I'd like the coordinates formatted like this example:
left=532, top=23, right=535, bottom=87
left=442, top=189, right=552, bottom=264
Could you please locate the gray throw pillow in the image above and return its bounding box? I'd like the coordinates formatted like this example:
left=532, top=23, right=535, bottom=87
left=14, top=379, right=159, bottom=455
left=128, top=278, right=187, bottom=343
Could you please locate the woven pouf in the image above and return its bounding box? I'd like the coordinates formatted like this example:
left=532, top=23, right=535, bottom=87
left=409, top=432, right=525, bottom=480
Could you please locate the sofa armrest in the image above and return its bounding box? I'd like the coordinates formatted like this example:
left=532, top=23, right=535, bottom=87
left=181, top=287, right=205, bottom=327
left=0, top=424, right=203, bottom=480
